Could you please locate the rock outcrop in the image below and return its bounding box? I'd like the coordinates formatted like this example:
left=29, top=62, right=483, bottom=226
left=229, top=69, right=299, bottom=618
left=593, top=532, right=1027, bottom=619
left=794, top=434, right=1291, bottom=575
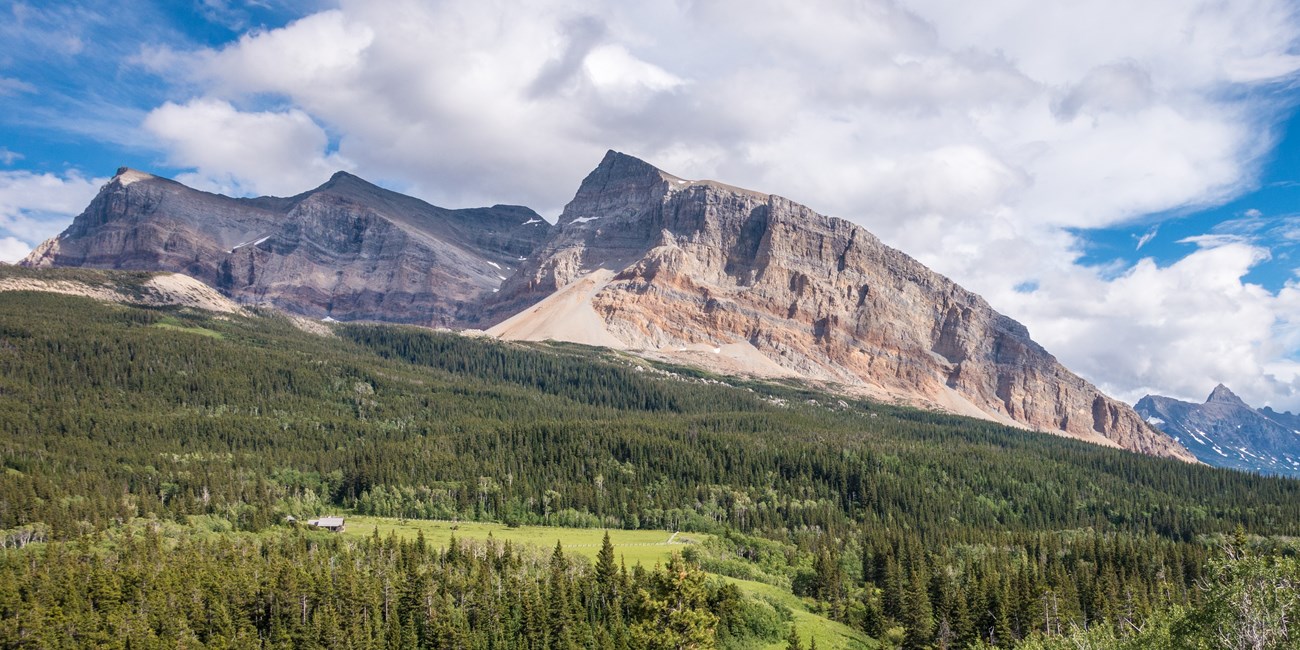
left=23, top=168, right=551, bottom=326
left=490, top=151, right=1194, bottom=461
left=0, top=268, right=243, bottom=314
left=1136, top=385, right=1300, bottom=476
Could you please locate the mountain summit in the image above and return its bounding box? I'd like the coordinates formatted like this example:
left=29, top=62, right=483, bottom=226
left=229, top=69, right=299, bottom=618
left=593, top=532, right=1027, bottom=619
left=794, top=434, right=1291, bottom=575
left=1136, top=386, right=1300, bottom=476
left=1206, top=383, right=1248, bottom=407
left=25, top=152, right=1193, bottom=461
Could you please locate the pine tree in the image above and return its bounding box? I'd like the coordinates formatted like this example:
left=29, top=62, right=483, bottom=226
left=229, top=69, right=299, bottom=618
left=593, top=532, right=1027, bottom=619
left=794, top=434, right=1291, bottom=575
left=596, top=530, right=619, bottom=615
left=785, top=625, right=804, bottom=650
left=902, top=566, right=934, bottom=649
left=548, top=541, right=577, bottom=650
left=862, top=589, right=886, bottom=638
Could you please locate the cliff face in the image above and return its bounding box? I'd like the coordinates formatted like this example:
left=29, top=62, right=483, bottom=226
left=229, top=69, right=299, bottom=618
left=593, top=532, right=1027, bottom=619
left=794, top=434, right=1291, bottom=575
left=23, top=168, right=551, bottom=326
left=1136, top=385, right=1300, bottom=476
left=490, top=151, right=1193, bottom=461
left=28, top=155, right=1192, bottom=461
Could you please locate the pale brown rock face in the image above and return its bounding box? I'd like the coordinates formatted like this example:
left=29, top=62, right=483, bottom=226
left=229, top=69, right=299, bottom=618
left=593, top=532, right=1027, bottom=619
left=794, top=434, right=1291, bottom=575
left=24, top=168, right=551, bottom=327
left=491, top=151, right=1195, bottom=462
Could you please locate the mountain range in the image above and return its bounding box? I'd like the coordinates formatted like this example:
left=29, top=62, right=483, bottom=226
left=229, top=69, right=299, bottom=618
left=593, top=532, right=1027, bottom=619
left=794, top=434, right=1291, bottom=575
left=22, top=151, right=1193, bottom=462
left=1136, top=384, right=1300, bottom=477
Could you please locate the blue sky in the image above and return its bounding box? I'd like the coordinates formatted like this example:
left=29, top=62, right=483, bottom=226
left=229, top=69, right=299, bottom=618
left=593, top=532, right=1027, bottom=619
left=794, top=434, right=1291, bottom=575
left=1076, top=107, right=1300, bottom=294
left=3, top=0, right=1300, bottom=411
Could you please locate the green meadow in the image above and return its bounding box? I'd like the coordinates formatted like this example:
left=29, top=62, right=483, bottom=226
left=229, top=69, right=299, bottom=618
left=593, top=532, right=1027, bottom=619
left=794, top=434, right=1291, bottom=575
left=343, top=515, right=706, bottom=567
left=342, top=515, right=874, bottom=649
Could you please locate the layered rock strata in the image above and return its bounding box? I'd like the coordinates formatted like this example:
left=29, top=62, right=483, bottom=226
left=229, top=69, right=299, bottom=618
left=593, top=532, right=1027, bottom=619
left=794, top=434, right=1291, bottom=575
left=24, top=168, right=551, bottom=326
left=490, top=151, right=1193, bottom=461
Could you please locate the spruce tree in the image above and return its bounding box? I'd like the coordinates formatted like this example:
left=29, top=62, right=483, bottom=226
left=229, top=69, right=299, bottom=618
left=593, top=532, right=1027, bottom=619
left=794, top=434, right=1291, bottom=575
left=785, top=625, right=804, bottom=650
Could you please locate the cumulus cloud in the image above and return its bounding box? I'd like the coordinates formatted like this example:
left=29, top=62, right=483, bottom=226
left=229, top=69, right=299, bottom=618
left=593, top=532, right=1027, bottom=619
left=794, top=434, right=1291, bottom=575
left=0, top=236, right=33, bottom=263
left=0, top=170, right=108, bottom=261
left=143, top=98, right=350, bottom=196
left=130, top=0, right=1300, bottom=409
left=1001, top=239, right=1300, bottom=409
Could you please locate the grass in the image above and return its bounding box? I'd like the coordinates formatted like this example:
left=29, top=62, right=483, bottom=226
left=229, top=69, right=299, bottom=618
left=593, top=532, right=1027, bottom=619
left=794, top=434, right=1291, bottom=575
left=152, top=320, right=225, bottom=339
left=728, top=577, right=877, bottom=650
left=340, top=515, right=876, bottom=649
left=342, top=515, right=706, bottom=567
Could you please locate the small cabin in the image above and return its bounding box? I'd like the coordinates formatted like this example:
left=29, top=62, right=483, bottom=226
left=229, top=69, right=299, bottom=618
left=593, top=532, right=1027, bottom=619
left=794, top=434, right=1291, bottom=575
left=306, top=516, right=346, bottom=532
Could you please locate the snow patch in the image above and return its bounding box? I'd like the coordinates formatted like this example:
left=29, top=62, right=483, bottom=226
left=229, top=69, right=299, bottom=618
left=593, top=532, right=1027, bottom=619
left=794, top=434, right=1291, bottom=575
left=229, top=235, right=271, bottom=254
left=571, top=216, right=601, bottom=224
left=321, top=316, right=338, bottom=323
left=522, top=218, right=542, bottom=225
left=487, top=261, right=501, bottom=270
left=1145, top=416, right=1165, bottom=426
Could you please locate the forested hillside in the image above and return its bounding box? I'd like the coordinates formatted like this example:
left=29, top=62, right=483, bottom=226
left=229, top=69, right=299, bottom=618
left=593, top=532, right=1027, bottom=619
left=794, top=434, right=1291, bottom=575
left=1, top=280, right=1299, bottom=647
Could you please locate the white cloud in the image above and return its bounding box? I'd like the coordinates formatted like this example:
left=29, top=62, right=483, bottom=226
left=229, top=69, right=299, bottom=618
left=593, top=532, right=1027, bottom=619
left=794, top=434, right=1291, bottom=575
left=1135, top=227, right=1158, bottom=251
left=0, top=77, right=36, bottom=96
left=0, top=237, right=32, bottom=263
left=1000, top=239, right=1300, bottom=410
left=143, top=98, right=350, bottom=196
left=131, top=0, right=1300, bottom=409
left=0, top=170, right=107, bottom=260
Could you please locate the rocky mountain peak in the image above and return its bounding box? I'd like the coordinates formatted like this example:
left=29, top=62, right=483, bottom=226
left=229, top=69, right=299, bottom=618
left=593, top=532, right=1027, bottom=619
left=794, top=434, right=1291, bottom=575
left=22, top=166, right=552, bottom=326
left=491, top=152, right=1194, bottom=463
left=1137, top=386, right=1300, bottom=476
left=110, top=167, right=159, bottom=188
left=1206, top=383, right=1247, bottom=407
left=560, top=150, right=669, bottom=226
left=306, top=169, right=391, bottom=201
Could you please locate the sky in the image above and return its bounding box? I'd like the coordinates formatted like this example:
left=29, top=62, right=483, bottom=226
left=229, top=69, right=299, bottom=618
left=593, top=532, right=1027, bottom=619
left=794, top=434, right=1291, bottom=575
left=3, top=0, right=1300, bottom=412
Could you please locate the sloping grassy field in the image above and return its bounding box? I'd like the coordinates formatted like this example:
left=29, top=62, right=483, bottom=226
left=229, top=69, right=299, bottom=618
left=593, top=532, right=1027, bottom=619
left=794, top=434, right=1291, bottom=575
left=341, top=515, right=874, bottom=649
left=343, top=515, right=705, bottom=567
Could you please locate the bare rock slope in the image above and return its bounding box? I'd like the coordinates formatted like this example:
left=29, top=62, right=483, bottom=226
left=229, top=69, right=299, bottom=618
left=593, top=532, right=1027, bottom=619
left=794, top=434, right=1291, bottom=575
left=0, top=268, right=242, bottom=314
left=24, top=168, right=551, bottom=326
left=489, top=151, right=1193, bottom=461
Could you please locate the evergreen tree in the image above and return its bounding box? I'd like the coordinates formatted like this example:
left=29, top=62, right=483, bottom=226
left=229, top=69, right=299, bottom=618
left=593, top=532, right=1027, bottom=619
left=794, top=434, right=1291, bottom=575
left=785, top=625, right=804, bottom=650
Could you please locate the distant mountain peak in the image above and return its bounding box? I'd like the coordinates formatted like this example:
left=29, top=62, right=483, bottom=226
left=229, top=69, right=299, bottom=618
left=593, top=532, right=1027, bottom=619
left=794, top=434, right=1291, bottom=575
left=596, top=149, right=660, bottom=173
left=21, top=165, right=553, bottom=327
left=1206, top=383, right=1247, bottom=406
left=314, top=170, right=381, bottom=195
left=1137, top=385, right=1300, bottom=477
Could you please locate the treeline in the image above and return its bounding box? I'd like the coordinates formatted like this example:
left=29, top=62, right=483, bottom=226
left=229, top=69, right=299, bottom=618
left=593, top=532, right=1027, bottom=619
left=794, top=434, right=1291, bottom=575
left=0, top=523, right=777, bottom=649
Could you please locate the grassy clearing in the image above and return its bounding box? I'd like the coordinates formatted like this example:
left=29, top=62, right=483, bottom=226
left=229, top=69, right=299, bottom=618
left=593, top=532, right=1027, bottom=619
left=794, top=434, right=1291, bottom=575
left=341, top=516, right=874, bottom=649
left=342, top=515, right=706, bottom=567
left=728, top=577, right=877, bottom=650
left=152, top=321, right=224, bottom=339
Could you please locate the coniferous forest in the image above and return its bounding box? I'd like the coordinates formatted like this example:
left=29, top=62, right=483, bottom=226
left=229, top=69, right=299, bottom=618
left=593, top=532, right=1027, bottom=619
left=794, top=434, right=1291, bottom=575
left=1, top=273, right=1299, bottom=648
